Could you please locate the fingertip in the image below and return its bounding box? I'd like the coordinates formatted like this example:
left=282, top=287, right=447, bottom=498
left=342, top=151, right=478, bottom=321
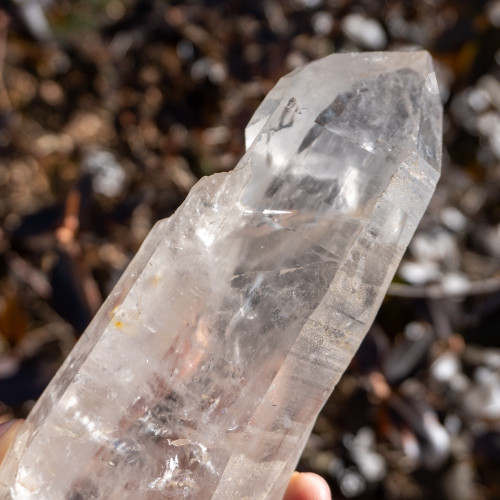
left=284, top=471, right=331, bottom=500
left=300, top=473, right=332, bottom=500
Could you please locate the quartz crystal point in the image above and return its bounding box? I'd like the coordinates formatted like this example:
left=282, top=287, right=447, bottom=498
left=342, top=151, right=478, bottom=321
left=0, top=51, right=442, bottom=499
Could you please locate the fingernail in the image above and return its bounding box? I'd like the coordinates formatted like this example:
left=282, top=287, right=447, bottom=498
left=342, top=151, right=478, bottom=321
left=0, top=420, right=18, bottom=438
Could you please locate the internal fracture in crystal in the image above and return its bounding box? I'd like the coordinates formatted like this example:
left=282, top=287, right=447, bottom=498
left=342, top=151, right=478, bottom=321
left=0, top=51, right=442, bottom=499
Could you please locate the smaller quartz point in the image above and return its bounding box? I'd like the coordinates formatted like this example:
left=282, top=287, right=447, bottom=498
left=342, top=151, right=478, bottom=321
left=0, top=51, right=442, bottom=499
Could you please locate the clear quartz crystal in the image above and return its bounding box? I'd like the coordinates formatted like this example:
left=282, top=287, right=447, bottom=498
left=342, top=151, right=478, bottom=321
left=0, top=51, right=442, bottom=499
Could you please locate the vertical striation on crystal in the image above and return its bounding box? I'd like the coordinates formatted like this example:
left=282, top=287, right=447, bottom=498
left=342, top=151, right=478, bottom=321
left=0, top=51, right=442, bottom=499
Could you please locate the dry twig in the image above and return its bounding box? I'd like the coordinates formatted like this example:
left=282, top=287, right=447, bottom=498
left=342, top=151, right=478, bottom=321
left=388, top=276, right=500, bottom=299
left=0, top=10, right=12, bottom=111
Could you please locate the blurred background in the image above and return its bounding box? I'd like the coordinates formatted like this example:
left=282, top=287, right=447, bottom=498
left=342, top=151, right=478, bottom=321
left=0, top=0, right=499, bottom=498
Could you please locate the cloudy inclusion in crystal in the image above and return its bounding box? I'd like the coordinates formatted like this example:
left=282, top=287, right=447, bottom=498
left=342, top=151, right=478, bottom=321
left=0, top=51, right=441, bottom=500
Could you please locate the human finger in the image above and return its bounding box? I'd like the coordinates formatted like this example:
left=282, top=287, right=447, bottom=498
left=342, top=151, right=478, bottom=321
left=0, top=420, right=24, bottom=464
left=283, top=471, right=332, bottom=500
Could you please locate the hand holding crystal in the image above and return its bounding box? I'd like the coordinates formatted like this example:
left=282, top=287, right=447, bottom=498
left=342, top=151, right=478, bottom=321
left=0, top=52, right=441, bottom=499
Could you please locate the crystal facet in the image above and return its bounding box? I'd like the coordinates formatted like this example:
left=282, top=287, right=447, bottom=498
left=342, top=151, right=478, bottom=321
left=0, top=51, right=442, bottom=499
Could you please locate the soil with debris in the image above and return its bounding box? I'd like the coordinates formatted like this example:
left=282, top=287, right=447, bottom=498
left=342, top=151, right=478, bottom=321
left=1, top=1, right=500, bottom=499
